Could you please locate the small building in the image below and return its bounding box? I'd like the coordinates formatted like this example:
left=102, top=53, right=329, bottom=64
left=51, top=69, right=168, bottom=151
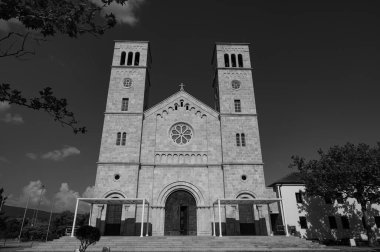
left=269, top=172, right=380, bottom=242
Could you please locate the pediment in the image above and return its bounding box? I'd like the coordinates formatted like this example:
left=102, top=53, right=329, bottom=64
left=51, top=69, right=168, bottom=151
left=144, top=90, right=219, bottom=119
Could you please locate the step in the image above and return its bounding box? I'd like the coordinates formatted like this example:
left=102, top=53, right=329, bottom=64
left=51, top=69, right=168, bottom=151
left=20, top=236, right=330, bottom=252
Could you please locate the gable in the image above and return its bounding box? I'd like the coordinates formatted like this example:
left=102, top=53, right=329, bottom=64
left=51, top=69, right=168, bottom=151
left=144, top=90, right=219, bottom=119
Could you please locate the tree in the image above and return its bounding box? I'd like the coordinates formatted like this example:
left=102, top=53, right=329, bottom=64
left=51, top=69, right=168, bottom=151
left=0, top=188, right=7, bottom=230
left=1, top=218, right=21, bottom=246
left=290, top=142, right=380, bottom=246
left=51, top=211, right=89, bottom=237
left=75, top=225, right=100, bottom=252
left=0, top=0, right=128, bottom=133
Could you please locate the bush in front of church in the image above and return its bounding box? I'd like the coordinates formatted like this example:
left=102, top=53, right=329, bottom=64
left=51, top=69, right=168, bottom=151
left=75, top=225, right=101, bottom=252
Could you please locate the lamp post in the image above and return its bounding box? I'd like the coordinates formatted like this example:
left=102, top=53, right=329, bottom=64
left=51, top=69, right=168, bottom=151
left=45, top=199, right=54, bottom=242
left=33, top=185, right=45, bottom=227
left=18, top=195, right=31, bottom=242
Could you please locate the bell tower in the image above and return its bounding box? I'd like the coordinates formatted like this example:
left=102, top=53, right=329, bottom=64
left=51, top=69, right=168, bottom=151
left=212, top=43, right=262, bottom=165
left=95, top=41, right=151, bottom=199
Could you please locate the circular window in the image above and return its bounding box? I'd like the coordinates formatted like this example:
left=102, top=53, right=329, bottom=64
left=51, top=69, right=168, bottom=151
left=114, top=174, right=120, bottom=180
left=241, top=175, right=247, bottom=181
left=231, top=80, right=241, bottom=90
left=123, top=78, right=132, bottom=88
left=170, top=123, right=193, bottom=145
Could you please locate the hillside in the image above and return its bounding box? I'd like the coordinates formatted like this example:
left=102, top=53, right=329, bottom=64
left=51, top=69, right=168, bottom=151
left=1, top=205, right=60, bottom=223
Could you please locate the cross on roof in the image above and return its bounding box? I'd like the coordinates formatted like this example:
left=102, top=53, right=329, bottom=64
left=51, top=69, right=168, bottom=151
left=179, top=83, right=185, bottom=91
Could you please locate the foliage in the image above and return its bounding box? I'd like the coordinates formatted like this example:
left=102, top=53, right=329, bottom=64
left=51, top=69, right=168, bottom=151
left=75, top=225, right=101, bottom=252
left=0, top=0, right=128, bottom=39
left=21, top=223, right=49, bottom=241
left=0, top=0, right=128, bottom=133
left=51, top=211, right=89, bottom=237
left=0, top=188, right=7, bottom=233
left=0, top=218, right=21, bottom=245
left=0, top=84, right=86, bottom=134
left=290, top=142, right=380, bottom=246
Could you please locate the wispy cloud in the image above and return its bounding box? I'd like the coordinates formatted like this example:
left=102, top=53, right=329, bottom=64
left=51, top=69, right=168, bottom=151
left=0, top=101, right=11, bottom=112
left=1, top=113, right=24, bottom=124
left=0, top=156, right=10, bottom=163
left=0, top=102, right=24, bottom=124
left=0, top=18, right=23, bottom=32
left=91, top=0, right=145, bottom=26
left=26, top=146, right=80, bottom=161
left=25, top=153, right=37, bottom=160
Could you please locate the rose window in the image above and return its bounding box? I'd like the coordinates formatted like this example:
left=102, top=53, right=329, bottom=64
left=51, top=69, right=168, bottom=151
left=170, top=123, right=193, bottom=145
left=123, top=78, right=132, bottom=88
left=231, top=80, right=241, bottom=90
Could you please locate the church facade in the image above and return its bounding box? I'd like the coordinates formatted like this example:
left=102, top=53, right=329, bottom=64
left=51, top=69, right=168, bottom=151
left=91, top=41, right=277, bottom=236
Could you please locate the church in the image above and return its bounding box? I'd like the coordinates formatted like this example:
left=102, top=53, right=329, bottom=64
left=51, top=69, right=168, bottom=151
left=87, top=41, right=283, bottom=237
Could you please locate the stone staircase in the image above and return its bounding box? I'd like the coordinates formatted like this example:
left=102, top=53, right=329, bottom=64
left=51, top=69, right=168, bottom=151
left=20, top=235, right=334, bottom=251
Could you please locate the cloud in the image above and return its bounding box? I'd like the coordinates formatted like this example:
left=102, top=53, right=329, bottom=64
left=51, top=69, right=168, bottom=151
left=0, top=102, right=24, bottom=124
left=1, top=113, right=24, bottom=124
left=0, top=156, right=10, bottom=163
left=91, top=0, right=145, bottom=26
left=27, top=146, right=80, bottom=161
left=25, top=153, right=37, bottom=160
left=0, top=18, right=23, bottom=32
left=7, top=180, right=94, bottom=213
left=0, top=101, right=10, bottom=112
left=54, top=184, right=94, bottom=212
left=6, top=180, right=50, bottom=208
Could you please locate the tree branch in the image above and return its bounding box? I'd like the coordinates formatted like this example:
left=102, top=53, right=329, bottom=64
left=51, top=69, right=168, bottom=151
left=0, top=83, right=86, bottom=134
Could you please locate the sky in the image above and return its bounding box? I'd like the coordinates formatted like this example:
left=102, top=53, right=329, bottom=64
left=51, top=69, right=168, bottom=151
left=0, top=0, right=379, bottom=212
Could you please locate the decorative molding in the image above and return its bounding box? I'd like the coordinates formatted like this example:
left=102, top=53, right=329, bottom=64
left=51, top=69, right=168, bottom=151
left=154, top=152, right=208, bottom=164
left=104, top=112, right=143, bottom=115
left=217, top=67, right=253, bottom=70
left=223, top=162, right=264, bottom=165
left=111, top=65, right=147, bottom=69
left=219, top=113, right=257, bottom=117
left=97, top=162, right=140, bottom=165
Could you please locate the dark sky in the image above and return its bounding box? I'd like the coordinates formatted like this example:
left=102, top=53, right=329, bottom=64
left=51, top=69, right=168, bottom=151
left=1, top=0, right=379, bottom=211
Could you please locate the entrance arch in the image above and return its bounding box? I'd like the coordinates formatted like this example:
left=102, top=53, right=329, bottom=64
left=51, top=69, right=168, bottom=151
left=164, top=190, right=197, bottom=236
left=104, top=193, right=124, bottom=236
left=238, top=193, right=256, bottom=235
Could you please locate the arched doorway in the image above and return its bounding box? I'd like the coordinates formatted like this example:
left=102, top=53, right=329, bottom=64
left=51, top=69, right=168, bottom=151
left=164, top=190, right=197, bottom=236
left=238, top=196, right=256, bottom=235
left=104, top=196, right=122, bottom=236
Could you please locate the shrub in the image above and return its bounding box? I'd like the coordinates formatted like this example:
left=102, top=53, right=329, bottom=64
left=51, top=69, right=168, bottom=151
left=75, top=225, right=101, bottom=252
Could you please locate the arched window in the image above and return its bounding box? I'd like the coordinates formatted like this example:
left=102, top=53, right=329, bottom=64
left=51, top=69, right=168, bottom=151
left=224, top=54, right=230, bottom=67
left=174, top=104, right=178, bottom=110
left=120, top=51, right=126, bottom=65
left=231, top=54, right=237, bottom=67
left=116, top=132, right=121, bottom=145
left=236, top=133, right=240, bottom=146
left=134, top=52, right=140, bottom=66
left=241, top=133, right=246, bottom=146
left=185, top=104, right=189, bottom=110
left=238, top=54, right=243, bottom=67
left=122, top=132, right=126, bottom=145
left=180, top=100, right=184, bottom=107
left=127, top=52, right=133, bottom=66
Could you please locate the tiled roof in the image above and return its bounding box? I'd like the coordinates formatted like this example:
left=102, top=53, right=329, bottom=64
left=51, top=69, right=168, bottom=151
left=267, top=172, right=304, bottom=187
